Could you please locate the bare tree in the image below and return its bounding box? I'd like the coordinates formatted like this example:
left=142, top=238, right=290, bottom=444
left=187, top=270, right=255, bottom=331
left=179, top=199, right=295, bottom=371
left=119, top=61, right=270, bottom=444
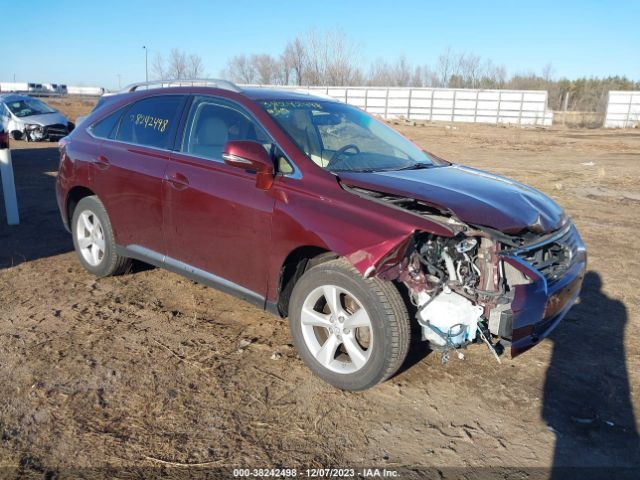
left=151, top=53, right=166, bottom=81
left=251, top=54, right=282, bottom=85
left=167, top=49, right=188, bottom=80
left=368, top=59, right=394, bottom=86
left=282, top=28, right=362, bottom=86
left=542, top=63, right=555, bottom=82
left=410, top=66, right=424, bottom=87
left=368, top=56, right=413, bottom=87
left=302, top=28, right=325, bottom=85
left=478, top=59, right=507, bottom=88
left=420, top=65, right=440, bottom=87
left=187, top=54, right=205, bottom=79
left=393, top=56, right=413, bottom=86
left=222, top=54, right=257, bottom=83
left=324, top=29, right=362, bottom=86
left=436, top=47, right=455, bottom=87
left=219, top=31, right=640, bottom=115
left=283, top=37, right=307, bottom=85
left=274, top=53, right=290, bottom=85
left=458, top=53, right=482, bottom=88
left=151, top=49, right=205, bottom=80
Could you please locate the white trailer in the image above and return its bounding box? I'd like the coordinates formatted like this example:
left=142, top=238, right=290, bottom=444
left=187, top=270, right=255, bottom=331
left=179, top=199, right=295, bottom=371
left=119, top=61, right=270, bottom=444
left=42, top=83, right=68, bottom=95
left=1, top=82, right=29, bottom=93
left=0, top=82, right=45, bottom=94
left=67, top=86, right=105, bottom=96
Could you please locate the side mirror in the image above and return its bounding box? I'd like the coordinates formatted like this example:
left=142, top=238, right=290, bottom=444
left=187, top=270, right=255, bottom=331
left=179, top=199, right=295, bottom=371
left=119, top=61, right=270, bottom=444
left=222, top=140, right=275, bottom=190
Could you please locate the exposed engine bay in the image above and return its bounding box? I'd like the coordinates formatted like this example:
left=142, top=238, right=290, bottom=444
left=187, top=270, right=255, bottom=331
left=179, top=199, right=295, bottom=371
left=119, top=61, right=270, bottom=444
left=388, top=231, right=509, bottom=363
left=347, top=185, right=585, bottom=364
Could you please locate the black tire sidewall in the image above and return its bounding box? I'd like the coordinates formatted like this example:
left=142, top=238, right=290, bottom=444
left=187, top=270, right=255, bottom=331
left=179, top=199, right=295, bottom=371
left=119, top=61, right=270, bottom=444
left=289, top=262, right=402, bottom=391
left=71, top=196, right=117, bottom=278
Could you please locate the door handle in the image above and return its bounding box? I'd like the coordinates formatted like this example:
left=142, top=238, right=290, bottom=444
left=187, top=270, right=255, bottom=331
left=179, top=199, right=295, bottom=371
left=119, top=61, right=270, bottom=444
left=164, top=172, right=189, bottom=190
left=94, top=155, right=110, bottom=170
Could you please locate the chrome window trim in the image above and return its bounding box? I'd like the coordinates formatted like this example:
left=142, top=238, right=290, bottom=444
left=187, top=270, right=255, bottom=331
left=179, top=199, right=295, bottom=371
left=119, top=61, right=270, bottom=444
left=86, top=93, right=303, bottom=180
left=87, top=129, right=175, bottom=155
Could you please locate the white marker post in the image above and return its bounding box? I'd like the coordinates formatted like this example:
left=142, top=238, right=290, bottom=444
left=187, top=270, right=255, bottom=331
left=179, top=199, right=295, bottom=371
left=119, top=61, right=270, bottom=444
left=0, top=144, right=20, bottom=225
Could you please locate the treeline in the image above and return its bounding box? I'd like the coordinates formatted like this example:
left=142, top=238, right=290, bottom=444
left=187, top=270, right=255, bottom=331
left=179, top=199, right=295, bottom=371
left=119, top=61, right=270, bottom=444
left=219, top=29, right=640, bottom=113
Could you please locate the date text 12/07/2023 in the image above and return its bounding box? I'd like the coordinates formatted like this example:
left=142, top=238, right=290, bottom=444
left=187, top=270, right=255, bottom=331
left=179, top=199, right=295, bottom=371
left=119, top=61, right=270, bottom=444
left=232, top=468, right=400, bottom=478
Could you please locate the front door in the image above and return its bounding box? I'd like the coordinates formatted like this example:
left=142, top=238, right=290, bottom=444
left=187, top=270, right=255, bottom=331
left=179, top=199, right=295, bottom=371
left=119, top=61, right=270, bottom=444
left=164, top=96, right=276, bottom=302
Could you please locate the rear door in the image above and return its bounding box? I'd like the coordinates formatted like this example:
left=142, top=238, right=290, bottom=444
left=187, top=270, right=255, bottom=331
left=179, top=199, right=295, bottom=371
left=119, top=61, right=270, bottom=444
left=164, top=95, right=276, bottom=300
left=91, top=95, right=186, bottom=254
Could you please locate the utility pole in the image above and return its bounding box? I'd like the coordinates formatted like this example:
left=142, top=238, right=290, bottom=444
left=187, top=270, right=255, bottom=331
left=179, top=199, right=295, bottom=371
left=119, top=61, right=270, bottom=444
left=143, top=46, right=148, bottom=85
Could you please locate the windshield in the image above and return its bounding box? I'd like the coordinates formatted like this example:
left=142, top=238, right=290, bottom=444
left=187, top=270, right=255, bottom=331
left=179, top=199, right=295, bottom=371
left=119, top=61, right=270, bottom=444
left=5, top=98, right=56, bottom=118
left=260, top=100, right=439, bottom=173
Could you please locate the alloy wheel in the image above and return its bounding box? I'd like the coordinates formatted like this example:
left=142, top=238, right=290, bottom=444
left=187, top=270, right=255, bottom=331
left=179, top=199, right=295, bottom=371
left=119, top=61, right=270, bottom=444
left=300, top=285, right=373, bottom=374
left=76, top=210, right=106, bottom=267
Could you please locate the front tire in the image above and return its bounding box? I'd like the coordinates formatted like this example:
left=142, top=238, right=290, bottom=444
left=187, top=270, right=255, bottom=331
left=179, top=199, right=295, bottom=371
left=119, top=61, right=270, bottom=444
left=289, top=258, right=410, bottom=391
left=71, top=196, right=131, bottom=277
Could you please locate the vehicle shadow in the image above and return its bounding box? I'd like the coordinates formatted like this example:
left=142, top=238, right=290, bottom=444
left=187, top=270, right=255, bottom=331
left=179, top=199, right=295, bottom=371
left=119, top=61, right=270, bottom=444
left=543, top=271, right=639, bottom=478
left=0, top=147, right=155, bottom=273
left=0, top=147, right=73, bottom=269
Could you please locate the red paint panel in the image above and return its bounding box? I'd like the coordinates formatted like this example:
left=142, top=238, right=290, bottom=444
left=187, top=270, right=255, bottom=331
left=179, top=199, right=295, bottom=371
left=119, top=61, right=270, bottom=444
left=164, top=151, right=275, bottom=296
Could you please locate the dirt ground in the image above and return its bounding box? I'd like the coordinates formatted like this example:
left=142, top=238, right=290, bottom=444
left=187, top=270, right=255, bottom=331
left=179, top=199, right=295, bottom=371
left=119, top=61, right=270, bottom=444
left=1, top=99, right=639, bottom=478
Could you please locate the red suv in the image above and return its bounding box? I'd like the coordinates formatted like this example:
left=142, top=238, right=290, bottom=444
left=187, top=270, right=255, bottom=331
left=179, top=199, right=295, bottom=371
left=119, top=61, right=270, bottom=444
left=56, top=80, right=586, bottom=390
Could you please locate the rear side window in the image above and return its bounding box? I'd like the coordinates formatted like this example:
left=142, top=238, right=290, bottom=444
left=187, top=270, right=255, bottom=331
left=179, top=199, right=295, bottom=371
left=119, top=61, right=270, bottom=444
left=117, top=96, right=183, bottom=149
left=90, top=107, right=125, bottom=139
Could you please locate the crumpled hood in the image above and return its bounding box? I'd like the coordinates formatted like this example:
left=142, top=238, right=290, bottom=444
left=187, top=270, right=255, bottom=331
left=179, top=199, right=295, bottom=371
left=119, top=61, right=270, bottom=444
left=338, top=164, right=566, bottom=234
left=13, top=112, right=68, bottom=127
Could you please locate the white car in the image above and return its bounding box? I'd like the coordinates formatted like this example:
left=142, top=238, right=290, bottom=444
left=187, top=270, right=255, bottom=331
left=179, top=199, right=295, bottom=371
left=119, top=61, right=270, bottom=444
left=0, top=94, right=74, bottom=142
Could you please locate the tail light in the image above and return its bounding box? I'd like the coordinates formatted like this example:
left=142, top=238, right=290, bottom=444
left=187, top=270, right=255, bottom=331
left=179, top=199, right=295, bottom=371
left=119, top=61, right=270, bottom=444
left=58, top=137, right=70, bottom=170
left=0, top=130, right=8, bottom=149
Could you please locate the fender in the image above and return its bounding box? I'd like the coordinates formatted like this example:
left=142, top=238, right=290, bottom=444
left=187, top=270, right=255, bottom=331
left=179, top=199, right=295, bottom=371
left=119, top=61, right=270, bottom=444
left=265, top=173, right=455, bottom=302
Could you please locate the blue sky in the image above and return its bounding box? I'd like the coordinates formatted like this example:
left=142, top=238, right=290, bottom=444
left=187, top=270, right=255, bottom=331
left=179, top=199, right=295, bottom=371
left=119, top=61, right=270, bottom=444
left=1, top=0, right=638, bottom=89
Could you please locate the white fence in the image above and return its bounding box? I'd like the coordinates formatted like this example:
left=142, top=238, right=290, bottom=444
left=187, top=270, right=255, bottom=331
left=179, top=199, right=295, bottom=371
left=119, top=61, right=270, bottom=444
left=267, top=86, right=553, bottom=126
left=604, top=91, right=640, bottom=128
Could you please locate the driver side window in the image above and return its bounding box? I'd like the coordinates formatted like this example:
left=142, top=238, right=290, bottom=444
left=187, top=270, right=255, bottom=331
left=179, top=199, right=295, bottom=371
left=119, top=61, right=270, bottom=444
left=181, top=97, right=272, bottom=163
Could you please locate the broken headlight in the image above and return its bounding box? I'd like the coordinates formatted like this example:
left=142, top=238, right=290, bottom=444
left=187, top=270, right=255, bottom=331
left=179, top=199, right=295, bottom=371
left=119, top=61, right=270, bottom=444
left=24, top=124, right=45, bottom=141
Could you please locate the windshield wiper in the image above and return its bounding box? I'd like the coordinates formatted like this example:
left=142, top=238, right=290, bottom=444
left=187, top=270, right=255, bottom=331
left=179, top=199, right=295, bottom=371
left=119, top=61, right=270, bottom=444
left=332, top=164, right=432, bottom=174
left=395, top=162, right=432, bottom=171
left=331, top=168, right=377, bottom=173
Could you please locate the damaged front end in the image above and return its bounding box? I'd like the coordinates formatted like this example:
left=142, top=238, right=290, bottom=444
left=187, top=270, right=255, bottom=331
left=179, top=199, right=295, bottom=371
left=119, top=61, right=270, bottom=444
left=350, top=186, right=587, bottom=364
left=19, top=123, right=72, bottom=142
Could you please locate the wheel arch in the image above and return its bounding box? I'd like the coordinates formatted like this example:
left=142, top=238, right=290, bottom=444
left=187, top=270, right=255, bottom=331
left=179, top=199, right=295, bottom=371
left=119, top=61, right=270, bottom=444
left=276, top=246, right=338, bottom=317
left=66, top=186, right=96, bottom=227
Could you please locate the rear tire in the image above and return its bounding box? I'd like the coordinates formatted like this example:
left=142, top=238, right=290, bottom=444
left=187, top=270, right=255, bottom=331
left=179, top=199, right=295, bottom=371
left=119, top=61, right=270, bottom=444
left=289, top=258, right=410, bottom=391
left=71, top=196, right=131, bottom=277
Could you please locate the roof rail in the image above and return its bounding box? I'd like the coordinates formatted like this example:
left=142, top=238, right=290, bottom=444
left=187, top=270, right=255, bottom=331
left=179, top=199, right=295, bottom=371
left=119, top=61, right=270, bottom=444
left=121, top=78, right=241, bottom=93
